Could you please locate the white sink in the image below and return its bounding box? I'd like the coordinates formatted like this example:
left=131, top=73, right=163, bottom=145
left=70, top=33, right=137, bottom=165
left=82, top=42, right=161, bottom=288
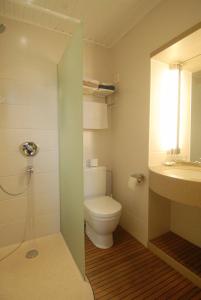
left=162, top=168, right=201, bottom=181
left=149, top=165, right=201, bottom=208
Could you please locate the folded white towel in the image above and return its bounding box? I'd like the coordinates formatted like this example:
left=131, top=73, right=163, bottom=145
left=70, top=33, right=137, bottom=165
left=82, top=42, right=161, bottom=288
left=83, top=78, right=99, bottom=88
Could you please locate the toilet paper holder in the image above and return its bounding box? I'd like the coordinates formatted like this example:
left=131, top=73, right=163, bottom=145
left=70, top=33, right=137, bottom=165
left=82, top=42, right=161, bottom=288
left=131, top=173, right=145, bottom=184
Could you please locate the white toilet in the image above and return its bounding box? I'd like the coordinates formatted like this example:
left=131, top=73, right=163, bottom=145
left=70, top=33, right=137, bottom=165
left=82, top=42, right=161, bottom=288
left=84, top=166, right=122, bottom=249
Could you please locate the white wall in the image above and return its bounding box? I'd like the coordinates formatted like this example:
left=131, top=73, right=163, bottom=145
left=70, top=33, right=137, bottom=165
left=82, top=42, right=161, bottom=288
left=171, top=202, right=201, bottom=247
left=0, top=17, right=114, bottom=247
left=111, top=0, right=201, bottom=246
left=0, top=17, right=66, bottom=247
left=83, top=43, right=113, bottom=171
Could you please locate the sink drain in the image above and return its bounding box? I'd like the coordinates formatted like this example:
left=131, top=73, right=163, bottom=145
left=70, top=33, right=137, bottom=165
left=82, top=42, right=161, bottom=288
left=26, top=249, right=39, bottom=259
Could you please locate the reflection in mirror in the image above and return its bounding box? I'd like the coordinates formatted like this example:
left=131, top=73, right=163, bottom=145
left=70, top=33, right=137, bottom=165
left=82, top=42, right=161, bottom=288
left=182, top=52, right=201, bottom=162
left=150, top=26, right=201, bottom=165
left=191, top=70, right=201, bottom=161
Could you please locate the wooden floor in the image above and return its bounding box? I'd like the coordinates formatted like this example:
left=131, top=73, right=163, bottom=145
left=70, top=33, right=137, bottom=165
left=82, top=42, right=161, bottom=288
left=85, top=227, right=201, bottom=300
left=151, top=231, right=201, bottom=278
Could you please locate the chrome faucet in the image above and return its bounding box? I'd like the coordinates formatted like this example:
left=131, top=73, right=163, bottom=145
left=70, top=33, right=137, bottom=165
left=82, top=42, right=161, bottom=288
left=164, top=159, right=201, bottom=167
left=192, top=160, right=201, bottom=166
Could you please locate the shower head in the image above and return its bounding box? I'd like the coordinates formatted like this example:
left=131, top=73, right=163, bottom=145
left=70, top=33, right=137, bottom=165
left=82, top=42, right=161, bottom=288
left=0, top=24, right=6, bottom=34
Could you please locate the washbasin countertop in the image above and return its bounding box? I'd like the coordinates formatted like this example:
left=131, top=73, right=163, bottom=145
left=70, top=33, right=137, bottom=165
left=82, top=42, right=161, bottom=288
left=150, top=164, right=201, bottom=182
left=149, top=164, right=201, bottom=208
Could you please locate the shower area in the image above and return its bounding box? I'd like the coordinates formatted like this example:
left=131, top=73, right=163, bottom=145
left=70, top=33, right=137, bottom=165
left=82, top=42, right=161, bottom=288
left=0, top=2, right=89, bottom=298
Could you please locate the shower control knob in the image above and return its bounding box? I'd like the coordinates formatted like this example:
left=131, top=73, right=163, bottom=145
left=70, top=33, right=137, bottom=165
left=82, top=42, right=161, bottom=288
left=19, top=142, right=39, bottom=157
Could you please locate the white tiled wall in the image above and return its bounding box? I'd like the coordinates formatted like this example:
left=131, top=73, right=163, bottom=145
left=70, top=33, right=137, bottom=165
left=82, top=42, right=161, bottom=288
left=0, top=17, right=66, bottom=247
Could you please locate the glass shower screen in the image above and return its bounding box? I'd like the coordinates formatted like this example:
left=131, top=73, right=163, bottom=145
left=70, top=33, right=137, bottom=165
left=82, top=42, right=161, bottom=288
left=57, top=24, right=84, bottom=276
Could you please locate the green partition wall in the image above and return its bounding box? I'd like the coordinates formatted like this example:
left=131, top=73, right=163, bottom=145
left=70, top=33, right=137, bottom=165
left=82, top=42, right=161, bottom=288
left=57, top=24, right=84, bottom=276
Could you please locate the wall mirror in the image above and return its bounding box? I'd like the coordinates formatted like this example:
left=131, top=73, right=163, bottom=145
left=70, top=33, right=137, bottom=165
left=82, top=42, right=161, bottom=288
left=150, top=25, right=201, bottom=163
left=185, top=57, right=201, bottom=162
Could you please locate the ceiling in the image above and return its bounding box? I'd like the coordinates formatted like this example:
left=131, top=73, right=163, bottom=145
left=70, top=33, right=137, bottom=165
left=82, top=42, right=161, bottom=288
left=153, top=27, right=201, bottom=73
left=0, top=0, right=162, bottom=47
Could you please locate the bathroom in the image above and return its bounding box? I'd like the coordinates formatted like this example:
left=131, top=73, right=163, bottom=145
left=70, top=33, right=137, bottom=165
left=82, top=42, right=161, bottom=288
left=0, top=0, right=201, bottom=299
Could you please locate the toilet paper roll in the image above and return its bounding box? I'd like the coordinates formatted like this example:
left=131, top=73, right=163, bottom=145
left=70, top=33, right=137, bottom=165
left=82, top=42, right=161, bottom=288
left=128, top=176, right=137, bottom=191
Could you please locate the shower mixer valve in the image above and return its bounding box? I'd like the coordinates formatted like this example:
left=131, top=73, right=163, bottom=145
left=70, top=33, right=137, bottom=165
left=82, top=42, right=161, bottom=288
left=19, top=142, right=39, bottom=157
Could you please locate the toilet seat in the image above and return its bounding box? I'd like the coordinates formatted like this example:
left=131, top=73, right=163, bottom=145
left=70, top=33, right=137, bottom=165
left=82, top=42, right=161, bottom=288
left=84, top=196, right=122, bottom=219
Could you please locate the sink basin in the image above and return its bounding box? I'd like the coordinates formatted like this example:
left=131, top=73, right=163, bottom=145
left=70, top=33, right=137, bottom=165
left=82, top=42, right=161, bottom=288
left=162, top=168, right=201, bottom=181
left=149, top=165, right=201, bottom=208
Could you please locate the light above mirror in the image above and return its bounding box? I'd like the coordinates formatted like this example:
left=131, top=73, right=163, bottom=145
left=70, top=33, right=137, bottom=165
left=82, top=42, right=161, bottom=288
left=158, top=65, right=180, bottom=152
left=150, top=25, right=201, bottom=164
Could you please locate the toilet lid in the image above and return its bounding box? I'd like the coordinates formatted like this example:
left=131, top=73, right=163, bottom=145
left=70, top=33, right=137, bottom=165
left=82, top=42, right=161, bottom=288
left=84, top=196, right=122, bottom=218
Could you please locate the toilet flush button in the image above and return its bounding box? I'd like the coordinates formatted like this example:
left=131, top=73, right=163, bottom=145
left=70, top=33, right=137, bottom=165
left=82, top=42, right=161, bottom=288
left=87, top=158, right=99, bottom=167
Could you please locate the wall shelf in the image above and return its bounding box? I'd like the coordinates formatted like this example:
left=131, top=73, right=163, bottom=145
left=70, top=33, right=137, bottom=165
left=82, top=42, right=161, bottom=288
left=83, top=85, right=115, bottom=98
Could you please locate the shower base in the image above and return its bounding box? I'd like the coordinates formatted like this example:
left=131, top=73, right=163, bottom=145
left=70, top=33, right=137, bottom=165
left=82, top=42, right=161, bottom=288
left=0, top=233, right=93, bottom=300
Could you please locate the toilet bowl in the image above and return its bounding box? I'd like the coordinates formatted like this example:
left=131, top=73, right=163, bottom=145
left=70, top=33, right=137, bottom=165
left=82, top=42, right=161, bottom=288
left=84, top=196, right=122, bottom=248
left=84, top=166, right=122, bottom=248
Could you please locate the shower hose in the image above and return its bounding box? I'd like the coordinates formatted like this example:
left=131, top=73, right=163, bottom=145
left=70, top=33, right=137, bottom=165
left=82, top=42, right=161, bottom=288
left=0, top=166, right=33, bottom=262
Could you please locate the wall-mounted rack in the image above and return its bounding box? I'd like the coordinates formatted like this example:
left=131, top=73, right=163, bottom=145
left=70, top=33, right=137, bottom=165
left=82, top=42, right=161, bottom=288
left=83, top=85, right=115, bottom=98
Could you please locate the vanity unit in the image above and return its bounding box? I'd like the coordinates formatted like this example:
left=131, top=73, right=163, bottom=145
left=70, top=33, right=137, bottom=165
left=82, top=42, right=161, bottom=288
left=150, top=164, right=201, bottom=208
left=149, top=24, right=201, bottom=289
left=149, top=163, right=201, bottom=288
